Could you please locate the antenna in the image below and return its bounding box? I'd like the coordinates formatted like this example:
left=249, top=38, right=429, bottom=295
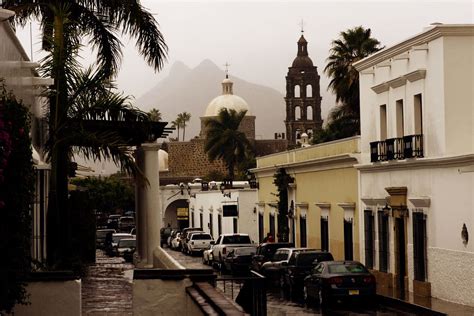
left=299, top=19, right=305, bottom=34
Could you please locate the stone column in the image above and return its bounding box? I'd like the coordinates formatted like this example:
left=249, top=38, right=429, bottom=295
left=135, top=143, right=161, bottom=267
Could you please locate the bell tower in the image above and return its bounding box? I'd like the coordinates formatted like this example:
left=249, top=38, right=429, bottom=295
left=285, top=33, right=322, bottom=146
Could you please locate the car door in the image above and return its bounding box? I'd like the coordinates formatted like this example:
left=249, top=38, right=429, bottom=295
left=212, top=236, right=222, bottom=258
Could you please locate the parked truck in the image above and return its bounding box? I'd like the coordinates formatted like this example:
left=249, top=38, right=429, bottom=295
left=211, top=233, right=254, bottom=268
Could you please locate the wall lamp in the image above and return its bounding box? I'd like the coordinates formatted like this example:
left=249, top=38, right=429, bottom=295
left=220, top=180, right=232, bottom=198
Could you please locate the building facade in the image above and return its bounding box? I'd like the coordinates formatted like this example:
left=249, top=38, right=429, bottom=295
left=252, top=137, right=361, bottom=261
left=354, top=24, right=474, bottom=306
left=285, top=33, right=323, bottom=146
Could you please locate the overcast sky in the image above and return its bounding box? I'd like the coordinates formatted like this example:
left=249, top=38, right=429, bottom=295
left=16, top=0, right=473, bottom=111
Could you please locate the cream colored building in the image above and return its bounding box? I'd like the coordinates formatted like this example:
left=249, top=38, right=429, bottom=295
left=354, top=24, right=474, bottom=306
left=252, top=137, right=361, bottom=261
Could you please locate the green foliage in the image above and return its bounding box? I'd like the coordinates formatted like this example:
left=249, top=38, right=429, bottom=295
left=148, top=108, right=162, bottom=122
left=272, top=168, right=294, bottom=242
left=204, top=170, right=226, bottom=182
left=0, top=88, right=34, bottom=313
left=204, top=109, right=253, bottom=180
left=70, top=175, right=134, bottom=215
left=177, top=112, right=191, bottom=141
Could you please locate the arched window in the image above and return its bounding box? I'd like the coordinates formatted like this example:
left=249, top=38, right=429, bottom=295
left=306, top=106, right=313, bottom=120
left=294, top=85, right=300, bottom=98
left=295, top=106, right=301, bottom=120
left=306, top=85, right=312, bottom=98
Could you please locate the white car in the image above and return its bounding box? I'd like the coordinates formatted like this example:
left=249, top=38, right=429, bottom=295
left=186, top=232, right=213, bottom=255
left=171, top=233, right=181, bottom=250
left=202, top=246, right=214, bottom=265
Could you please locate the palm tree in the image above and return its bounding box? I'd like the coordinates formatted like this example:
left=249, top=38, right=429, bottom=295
left=204, top=109, right=253, bottom=180
left=4, top=1, right=167, bottom=267
left=148, top=108, right=162, bottom=122
left=177, top=112, right=191, bottom=141
left=171, top=118, right=181, bottom=141
left=313, top=26, right=382, bottom=144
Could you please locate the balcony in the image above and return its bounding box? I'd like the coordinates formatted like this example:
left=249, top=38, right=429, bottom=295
left=370, top=134, right=423, bottom=162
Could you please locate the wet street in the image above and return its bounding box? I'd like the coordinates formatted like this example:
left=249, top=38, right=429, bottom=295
left=82, top=250, right=134, bottom=315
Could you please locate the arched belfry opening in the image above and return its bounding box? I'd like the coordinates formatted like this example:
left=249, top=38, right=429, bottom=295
left=285, top=32, right=322, bottom=146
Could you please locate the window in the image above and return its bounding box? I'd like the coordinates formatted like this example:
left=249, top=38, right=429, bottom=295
left=378, top=211, right=390, bottom=272
left=191, top=211, right=195, bottom=227
left=300, top=215, right=307, bottom=247
left=321, top=216, right=329, bottom=251
left=269, top=213, right=275, bottom=238
left=306, top=84, right=312, bottom=98
left=295, top=106, right=301, bottom=120
left=414, top=94, right=423, bottom=135
left=380, top=105, right=387, bottom=140
left=364, top=210, right=375, bottom=269
left=306, top=106, right=313, bottom=120
left=218, top=214, right=222, bottom=236
left=344, top=218, right=354, bottom=260
left=233, top=217, right=238, bottom=233
left=413, top=211, right=427, bottom=281
left=396, top=100, right=404, bottom=137
left=209, top=213, right=213, bottom=238
left=199, top=213, right=203, bottom=230
left=294, top=85, right=300, bottom=98
left=258, top=212, right=264, bottom=242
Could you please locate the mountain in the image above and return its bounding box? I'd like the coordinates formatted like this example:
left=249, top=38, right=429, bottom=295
left=136, top=59, right=286, bottom=140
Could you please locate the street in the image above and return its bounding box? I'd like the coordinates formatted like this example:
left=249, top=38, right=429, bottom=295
left=163, top=247, right=416, bottom=316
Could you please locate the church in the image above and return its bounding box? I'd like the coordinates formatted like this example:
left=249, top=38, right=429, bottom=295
left=160, top=32, right=322, bottom=184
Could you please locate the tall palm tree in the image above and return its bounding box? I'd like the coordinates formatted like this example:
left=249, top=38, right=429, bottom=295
left=148, top=108, right=162, bottom=122
left=177, top=111, right=191, bottom=141
left=171, top=118, right=181, bottom=141
left=4, top=0, right=167, bottom=267
left=204, top=109, right=252, bottom=180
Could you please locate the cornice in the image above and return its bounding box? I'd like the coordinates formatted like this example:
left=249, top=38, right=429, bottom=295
left=405, top=69, right=426, bottom=82
left=354, top=25, right=474, bottom=71
left=337, top=202, right=356, bottom=211
left=361, top=197, right=387, bottom=206
left=356, top=154, right=474, bottom=172
left=409, top=197, right=431, bottom=208
left=256, top=201, right=266, bottom=207
left=371, top=69, right=425, bottom=94
left=296, top=202, right=309, bottom=208
left=315, top=202, right=331, bottom=209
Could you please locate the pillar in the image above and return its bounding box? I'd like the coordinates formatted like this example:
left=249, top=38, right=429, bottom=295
left=135, top=143, right=161, bottom=267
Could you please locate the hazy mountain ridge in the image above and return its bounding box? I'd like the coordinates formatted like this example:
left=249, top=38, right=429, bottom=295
left=136, top=59, right=286, bottom=140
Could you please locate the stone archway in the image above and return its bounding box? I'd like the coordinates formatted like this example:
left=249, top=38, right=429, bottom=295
left=164, top=199, right=189, bottom=230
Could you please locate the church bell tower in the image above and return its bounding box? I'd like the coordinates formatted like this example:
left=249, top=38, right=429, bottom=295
left=285, top=32, right=322, bottom=146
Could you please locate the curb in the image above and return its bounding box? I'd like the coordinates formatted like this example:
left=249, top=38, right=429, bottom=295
left=377, top=294, right=447, bottom=316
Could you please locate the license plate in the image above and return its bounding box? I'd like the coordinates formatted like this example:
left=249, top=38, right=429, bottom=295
left=349, top=290, right=359, bottom=295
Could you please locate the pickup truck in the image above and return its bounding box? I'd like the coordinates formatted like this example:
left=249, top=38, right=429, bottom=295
left=211, top=233, right=254, bottom=268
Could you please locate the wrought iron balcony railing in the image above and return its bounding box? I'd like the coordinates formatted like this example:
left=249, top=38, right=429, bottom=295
left=370, top=134, right=423, bottom=162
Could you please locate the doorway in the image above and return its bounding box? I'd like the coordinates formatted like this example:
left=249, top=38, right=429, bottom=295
left=395, top=216, right=407, bottom=299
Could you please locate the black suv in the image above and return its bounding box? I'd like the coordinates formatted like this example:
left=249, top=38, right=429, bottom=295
left=160, top=227, right=173, bottom=247
left=251, top=242, right=294, bottom=273
left=280, top=250, right=334, bottom=299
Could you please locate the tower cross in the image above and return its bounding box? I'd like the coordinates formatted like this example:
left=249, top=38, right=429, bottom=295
left=223, top=62, right=231, bottom=78
left=299, top=19, right=305, bottom=34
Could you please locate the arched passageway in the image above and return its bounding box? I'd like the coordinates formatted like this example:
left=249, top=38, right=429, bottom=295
left=164, top=199, right=189, bottom=230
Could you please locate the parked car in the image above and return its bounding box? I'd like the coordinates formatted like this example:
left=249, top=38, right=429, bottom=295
left=223, top=246, right=257, bottom=274
left=211, top=233, right=254, bottom=268
left=107, top=214, right=121, bottom=229
left=114, top=238, right=136, bottom=257
left=167, top=229, right=180, bottom=247
left=251, top=242, right=294, bottom=272
left=202, top=245, right=214, bottom=265
left=280, top=250, right=334, bottom=299
left=179, top=227, right=204, bottom=251
left=130, top=227, right=136, bottom=236
left=260, top=248, right=317, bottom=283
left=96, top=228, right=116, bottom=249
left=106, top=233, right=133, bottom=256
left=303, top=261, right=376, bottom=307
left=160, top=227, right=173, bottom=247
left=170, top=232, right=182, bottom=250
left=185, top=232, right=213, bottom=255
left=119, top=216, right=135, bottom=233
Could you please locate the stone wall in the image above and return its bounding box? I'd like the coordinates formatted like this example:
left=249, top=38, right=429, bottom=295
left=254, top=139, right=288, bottom=156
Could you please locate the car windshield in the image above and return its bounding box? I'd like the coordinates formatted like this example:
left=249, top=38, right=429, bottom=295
left=297, top=253, right=333, bottom=266
left=328, top=263, right=368, bottom=274
left=234, top=247, right=256, bottom=256
left=222, top=235, right=251, bottom=244
left=192, top=234, right=212, bottom=240
left=113, top=235, right=132, bottom=243
left=118, top=239, right=136, bottom=248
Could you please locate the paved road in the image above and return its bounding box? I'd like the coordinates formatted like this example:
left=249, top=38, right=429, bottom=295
left=163, top=247, right=415, bottom=316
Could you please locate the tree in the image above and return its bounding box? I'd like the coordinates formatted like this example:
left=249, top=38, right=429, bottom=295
left=4, top=0, right=167, bottom=268
left=177, top=111, right=191, bottom=141
left=171, top=118, right=181, bottom=141
left=204, top=109, right=253, bottom=180
left=315, top=26, right=382, bottom=143
left=148, top=108, right=162, bottom=122
left=272, top=168, right=294, bottom=242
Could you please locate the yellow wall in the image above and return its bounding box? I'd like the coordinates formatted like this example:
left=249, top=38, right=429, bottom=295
left=255, top=137, right=360, bottom=261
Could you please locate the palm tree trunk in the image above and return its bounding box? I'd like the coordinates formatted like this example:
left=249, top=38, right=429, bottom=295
left=182, top=125, right=186, bottom=141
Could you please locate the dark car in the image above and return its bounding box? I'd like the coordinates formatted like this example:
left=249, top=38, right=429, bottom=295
left=281, top=251, right=334, bottom=299
left=303, top=261, right=376, bottom=307
left=119, top=216, right=135, bottom=233
left=260, top=248, right=317, bottom=284
left=160, top=227, right=173, bottom=247
left=107, top=214, right=121, bottom=230
left=96, top=229, right=116, bottom=249
left=251, top=242, right=294, bottom=272
left=223, top=246, right=257, bottom=274
left=114, top=238, right=136, bottom=258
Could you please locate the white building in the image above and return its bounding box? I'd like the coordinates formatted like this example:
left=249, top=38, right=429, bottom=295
left=354, top=24, right=473, bottom=306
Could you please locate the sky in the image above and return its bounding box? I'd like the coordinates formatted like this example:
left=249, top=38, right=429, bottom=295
left=14, top=0, right=473, bottom=113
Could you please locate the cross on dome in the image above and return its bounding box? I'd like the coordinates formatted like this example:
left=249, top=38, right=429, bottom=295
left=223, top=62, right=231, bottom=78
left=299, top=19, right=305, bottom=34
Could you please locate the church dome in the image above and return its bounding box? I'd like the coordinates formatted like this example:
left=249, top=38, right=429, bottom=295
left=204, top=76, right=251, bottom=117
left=292, top=56, right=314, bottom=68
